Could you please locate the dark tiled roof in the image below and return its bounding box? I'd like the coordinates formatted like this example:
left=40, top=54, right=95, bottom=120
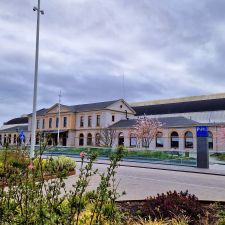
left=28, top=108, right=48, bottom=117
left=109, top=117, right=199, bottom=129
left=27, top=100, right=120, bottom=116
left=69, top=100, right=120, bottom=112
left=0, top=125, right=28, bottom=132
left=4, top=117, right=28, bottom=125
left=132, top=98, right=225, bottom=116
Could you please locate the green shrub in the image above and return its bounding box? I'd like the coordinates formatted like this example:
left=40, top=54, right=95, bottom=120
left=53, top=156, right=76, bottom=171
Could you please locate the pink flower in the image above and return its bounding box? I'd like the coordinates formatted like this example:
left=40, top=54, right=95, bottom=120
left=80, top=151, right=86, bottom=158
left=28, top=162, right=35, bottom=170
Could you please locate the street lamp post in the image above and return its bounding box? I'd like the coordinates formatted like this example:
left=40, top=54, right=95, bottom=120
left=30, top=0, right=44, bottom=158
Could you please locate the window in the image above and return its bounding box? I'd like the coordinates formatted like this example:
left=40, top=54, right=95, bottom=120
left=88, top=116, right=92, bottom=127
left=42, top=119, right=45, bottom=129
left=79, top=133, right=84, bottom=146
left=13, top=134, right=17, bottom=144
left=8, top=134, right=11, bottom=144
left=49, top=118, right=52, bottom=128
left=0, top=135, right=2, bottom=145
left=118, top=132, right=124, bottom=146
left=112, top=115, right=115, bottom=122
left=37, top=120, right=39, bottom=129
left=56, top=117, right=59, bottom=128
left=171, top=131, right=179, bottom=148
left=142, top=137, right=149, bottom=148
left=130, top=134, right=137, bottom=147
left=87, top=133, right=92, bottom=146
left=95, top=133, right=100, bottom=146
left=80, top=116, right=84, bottom=127
left=96, top=115, right=100, bottom=127
left=208, top=131, right=213, bottom=149
left=120, top=105, right=123, bottom=108
left=63, top=117, right=67, bottom=128
left=156, top=132, right=164, bottom=148
left=4, top=135, right=6, bottom=144
left=185, top=131, right=193, bottom=148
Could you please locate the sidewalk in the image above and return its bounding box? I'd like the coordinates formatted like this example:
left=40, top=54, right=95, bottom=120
left=44, top=153, right=225, bottom=176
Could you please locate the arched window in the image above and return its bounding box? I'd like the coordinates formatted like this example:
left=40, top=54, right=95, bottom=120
left=118, top=132, right=124, bottom=146
left=8, top=134, right=11, bottom=144
left=4, top=135, right=7, bottom=144
left=171, top=131, right=179, bottom=148
left=95, top=133, right=100, bottom=146
left=79, top=133, right=84, bottom=146
left=208, top=131, right=213, bottom=150
left=156, top=132, right=164, bottom=148
left=185, top=131, right=193, bottom=148
left=13, top=134, right=17, bottom=144
left=87, top=133, right=92, bottom=146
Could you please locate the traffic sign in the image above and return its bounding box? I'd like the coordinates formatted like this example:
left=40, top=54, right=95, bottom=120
left=196, top=126, right=208, bottom=137
left=19, top=130, right=25, bottom=142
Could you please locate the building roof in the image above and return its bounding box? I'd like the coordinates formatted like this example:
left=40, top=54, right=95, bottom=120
left=109, top=117, right=199, bottom=129
left=4, top=117, right=28, bottom=125
left=28, top=108, right=48, bottom=117
left=131, top=92, right=225, bottom=106
left=27, top=100, right=122, bottom=117
left=69, top=100, right=120, bottom=112
left=0, top=125, right=28, bottom=133
left=132, top=98, right=225, bottom=116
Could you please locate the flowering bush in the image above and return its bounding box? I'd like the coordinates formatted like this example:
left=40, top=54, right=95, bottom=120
left=0, top=146, right=125, bottom=224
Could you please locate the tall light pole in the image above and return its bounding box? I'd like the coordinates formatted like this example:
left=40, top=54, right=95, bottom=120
left=57, top=91, right=62, bottom=146
left=30, top=0, right=44, bottom=158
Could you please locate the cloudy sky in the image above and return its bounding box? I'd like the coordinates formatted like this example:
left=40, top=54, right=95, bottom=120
left=1, top=0, right=225, bottom=125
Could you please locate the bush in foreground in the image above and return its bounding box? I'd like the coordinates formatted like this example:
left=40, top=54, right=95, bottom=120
left=0, top=146, right=125, bottom=225
left=142, top=190, right=204, bottom=224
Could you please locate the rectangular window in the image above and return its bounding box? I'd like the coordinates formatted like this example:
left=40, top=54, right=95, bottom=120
left=49, top=118, right=52, bottom=128
left=56, top=117, right=59, bottom=128
left=63, top=117, right=67, bottom=128
left=88, top=116, right=92, bottom=127
left=80, top=116, right=84, bottom=127
left=156, top=132, right=164, bottom=148
left=112, top=115, right=115, bottom=122
left=36, top=120, right=39, bottom=129
left=42, top=119, right=45, bottom=129
left=96, top=115, right=100, bottom=127
left=130, top=137, right=137, bottom=147
left=142, top=138, right=149, bottom=148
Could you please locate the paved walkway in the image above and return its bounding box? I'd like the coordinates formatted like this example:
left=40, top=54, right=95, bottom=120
left=104, top=159, right=225, bottom=176
left=53, top=155, right=225, bottom=176
left=65, top=162, right=225, bottom=201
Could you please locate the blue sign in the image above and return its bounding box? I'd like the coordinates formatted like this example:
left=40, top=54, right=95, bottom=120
left=196, top=126, right=208, bottom=137
left=19, top=130, right=25, bottom=142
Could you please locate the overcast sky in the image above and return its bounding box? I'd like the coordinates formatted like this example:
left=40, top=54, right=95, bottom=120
left=1, top=0, right=225, bottom=125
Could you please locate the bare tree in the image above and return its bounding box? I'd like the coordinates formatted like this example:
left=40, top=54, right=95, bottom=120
left=99, top=127, right=117, bottom=147
left=130, top=117, right=162, bottom=148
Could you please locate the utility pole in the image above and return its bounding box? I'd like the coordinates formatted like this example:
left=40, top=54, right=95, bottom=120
left=30, top=0, right=44, bottom=158
left=57, top=91, right=62, bottom=146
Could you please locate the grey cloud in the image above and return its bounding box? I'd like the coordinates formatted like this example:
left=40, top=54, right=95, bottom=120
left=0, top=0, right=225, bottom=125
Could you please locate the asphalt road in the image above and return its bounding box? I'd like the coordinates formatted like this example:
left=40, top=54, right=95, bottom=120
left=64, top=162, right=225, bottom=201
